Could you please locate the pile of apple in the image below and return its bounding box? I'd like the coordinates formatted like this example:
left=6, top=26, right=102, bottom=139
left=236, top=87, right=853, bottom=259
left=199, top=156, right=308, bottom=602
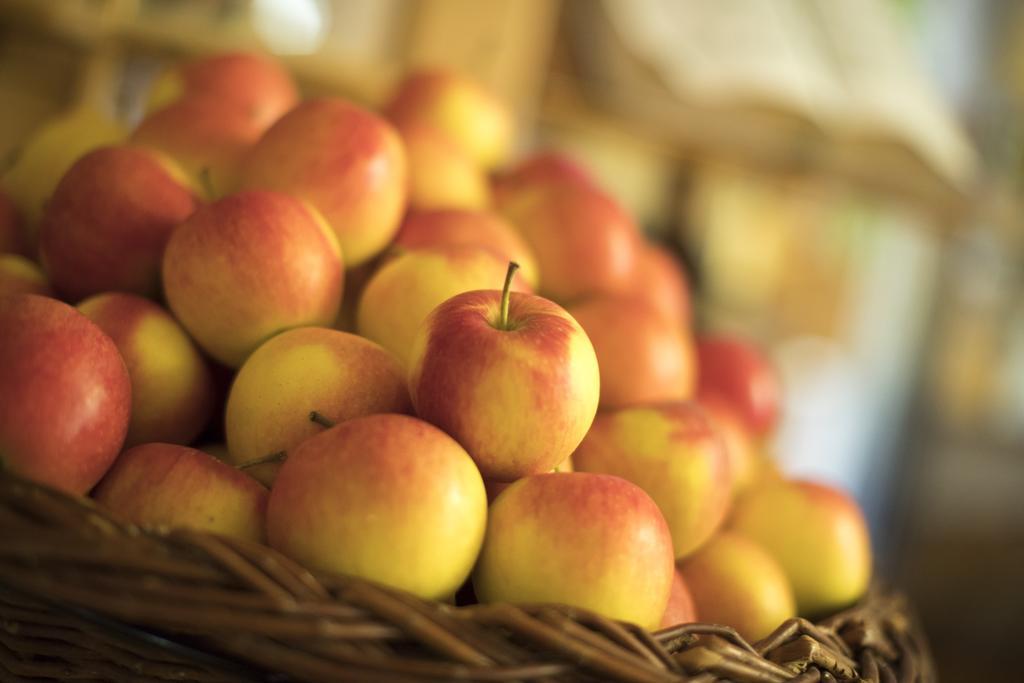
left=0, top=52, right=872, bottom=641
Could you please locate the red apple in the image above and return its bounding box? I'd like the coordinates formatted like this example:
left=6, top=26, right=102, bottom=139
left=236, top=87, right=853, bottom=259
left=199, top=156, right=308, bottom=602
left=409, top=264, right=599, bottom=481
left=237, top=98, right=406, bottom=266
left=573, top=402, right=732, bottom=558
left=0, top=254, right=52, bottom=297
left=474, top=472, right=675, bottom=629
left=39, top=146, right=198, bottom=301
left=267, top=414, right=487, bottom=600
left=146, top=51, right=298, bottom=131
left=131, top=95, right=265, bottom=199
left=77, top=293, right=214, bottom=447
left=93, top=443, right=268, bottom=542
left=386, top=69, right=512, bottom=169
left=492, top=152, right=599, bottom=198
left=495, top=170, right=640, bottom=303
left=627, top=243, right=692, bottom=326
left=394, top=209, right=540, bottom=289
left=696, top=335, right=781, bottom=437
left=0, top=187, right=26, bottom=255
left=659, top=568, right=699, bottom=629
left=567, top=294, right=696, bottom=410
left=0, top=294, right=130, bottom=494
left=162, top=190, right=344, bottom=367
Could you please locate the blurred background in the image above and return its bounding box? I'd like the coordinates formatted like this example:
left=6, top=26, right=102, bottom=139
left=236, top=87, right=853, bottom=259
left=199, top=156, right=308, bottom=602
left=0, top=1, right=1020, bottom=680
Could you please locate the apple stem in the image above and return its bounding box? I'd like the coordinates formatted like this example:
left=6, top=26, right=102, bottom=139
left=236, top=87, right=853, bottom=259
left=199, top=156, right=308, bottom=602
left=309, top=411, right=336, bottom=429
left=237, top=450, right=286, bottom=470
left=500, top=261, right=520, bottom=330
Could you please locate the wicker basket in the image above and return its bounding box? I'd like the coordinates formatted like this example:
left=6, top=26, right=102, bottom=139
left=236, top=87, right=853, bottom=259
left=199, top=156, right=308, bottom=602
left=0, top=469, right=934, bottom=682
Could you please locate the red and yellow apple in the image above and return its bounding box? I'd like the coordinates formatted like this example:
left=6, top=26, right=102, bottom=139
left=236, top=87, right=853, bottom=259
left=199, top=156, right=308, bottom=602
left=356, top=245, right=530, bottom=367
left=409, top=269, right=599, bottom=481
left=397, top=123, right=489, bottom=211
left=730, top=480, right=872, bottom=615
left=93, top=443, right=268, bottom=542
left=386, top=69, right=512, bottom=169
left=131, top=95, right=265, bottom=199
left=698, top=396, right=759, bottom=498
left=680, top=531, right=796, bottom=642
left=78, top=292, right=214, bottom=447
left=0, top=294, right=130, bottom=494
left=473, top=472, right=675, bottom=629
left=696, top=335, right=782, bottom=438
left=659, top=568, right=699, bottom=629
left=266, top=414, right=487, bottom=600
left=162, top=190, right=344, bottom=367
left=237, top=98, right=406, bottom=266
left=627, top=243, right=692, bottom=326
left=567, top=295, right=696, bottom=410
left=394, top=209, right=539, bottom=289
left=38, top=146, right=197, bottom=301
left=146, top=51, right=298, bottom=132
left=0, top=254, right=51, bottom=297
left=573, top=403, right=732, bottom=558
left=492, top=152, right=599, bottom=198
left=495, top=173, right=640, bottom=303
left=224, top=326, right=411, bottom=485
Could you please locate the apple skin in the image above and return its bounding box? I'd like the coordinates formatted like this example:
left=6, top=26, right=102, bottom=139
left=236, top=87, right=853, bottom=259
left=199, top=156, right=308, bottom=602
left=77, top=293, right=214, bottom=448
left=0, top=294, right=131, bottom=494
left=696, top=335, right=782, bottom=438
left=146, top=51, right=298, bottom=131
left=224, top=326, right=411, bottom=485
left=397, top=123, right=489, bottom=212
left=680, top=532, right=796, bottom=642
left=237, top=98, right=407, bottom=267
left=93, top=443, right=268, bottom=543
left=0, top=254, right=52, bottom=297
left=162, top=190, right=344, bottom=368
left=266, top=414, right=487, bottom=600
left=131, top=95, right=265, bottom=199
left=628, top=243, right=692, bottom=326
left=394, top=209, right=540, bottom=290
left=567, top=295, right=696, bottom=410
left=494, top=174, right=640, bottom=303
left=573, top=403, right=732, bottom=559
left=473, top=472, right=675, bottom=629
left=698, top=396, right=759, bottom=498
left=492, top=152, right=599, bottom=198
left=38, top=146, right=198, bottom=301
left=386, top=70, right=512, bottom=170
left=729, top=480, right=872, bottom=616
left=409, top=290, right=599, bottom=481
left=659, top=568, right=699, bottom=629
left=0, top=188, right=26, bottom=255
left=357, top=245, right=530, bottom=368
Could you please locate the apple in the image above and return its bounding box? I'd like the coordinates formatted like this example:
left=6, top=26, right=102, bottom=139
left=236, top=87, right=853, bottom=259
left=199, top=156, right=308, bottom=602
left=131, top=95, right=265, bottom=199
left=146, top=51, right=298, bottom=132
left=93, top=443, right=268, bottom=543
left=394, top=209, right=540, bottom=289
left=386, top=69, right=512, bottom=169
left=0, top=294, right=130, bottom=494
left=77, top=293, right=214, bottom=447
left=473, top=472, right=675, bottom=629
left=483, top=457, right=573, bottom=504
left=38, top=146, right=197, bottom=301
left=567, top=295, right=696, bottom=410
left=679, top=532, right=796, bottom=642
left=333, top=260, right=377, bottom=333
left=696, top=335, right=781, bottom=438
left=0, top=188, right=26, bottom=255
left=628, top=243, right=692, bottom=326
left=0, top=254, right=52, bottom=297
left=698, top=396, right=759, bottom=498
left=573, top=402, right=732, bottom=558
left=237, top=98, right=406, bottom=267
left=397, top=123, right=489, bottom=211
left=357, top=245, right=530, bottom=368
left=267, top=414, right=487, bottom=600
left=409, top=263, right=598, bottom=481
left=659, top=568, right=699, bottom=629
left=224, top=326, right=411, bottom=485
left=1, top=105, right=124, bottom=243
left=730, top=480, right=872, bottom=616
left=162, top=190, right=344, bottom=367
left=492, top=152, right=599, bottom=198
left=494, top=172, right=640, bottom=303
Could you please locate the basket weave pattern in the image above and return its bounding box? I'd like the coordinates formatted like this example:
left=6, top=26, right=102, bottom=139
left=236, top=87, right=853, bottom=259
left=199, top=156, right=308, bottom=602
left=0, top=471, right=934, bottom=682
